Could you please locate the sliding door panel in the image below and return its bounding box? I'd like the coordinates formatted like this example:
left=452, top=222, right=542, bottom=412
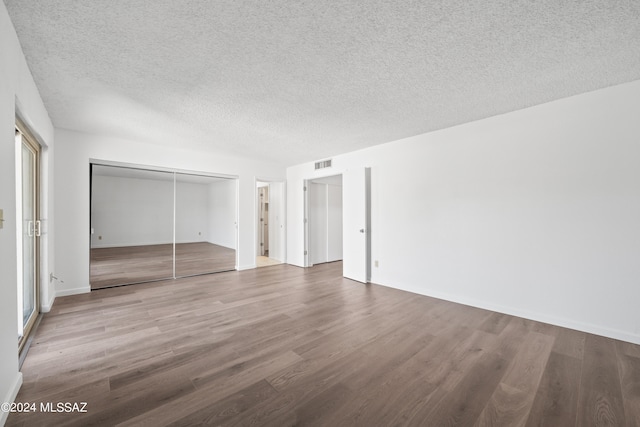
left=90, top=166, right=175, bottom=288
left=18, top=132, right=40, bottom=351
left=175, top=174, right=236, bottom=277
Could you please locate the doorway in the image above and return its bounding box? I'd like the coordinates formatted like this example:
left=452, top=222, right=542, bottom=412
left=15, top=120, right=41, bottom=354
left=256, top=180, right=285, bottom=267
left=304, top=168, right=370, bottom=283
left=307, top=175, right=343, bottom=266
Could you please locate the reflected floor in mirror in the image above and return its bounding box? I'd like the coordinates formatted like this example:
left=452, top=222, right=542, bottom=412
left=90, top=242, right=236, bottom=289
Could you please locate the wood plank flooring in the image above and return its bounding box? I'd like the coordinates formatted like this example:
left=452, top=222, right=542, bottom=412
left=8, top=262, right=640, bottom=426
left=90, top=242, right=236, bottom=289
left=257, top=256, right=284, bottom=268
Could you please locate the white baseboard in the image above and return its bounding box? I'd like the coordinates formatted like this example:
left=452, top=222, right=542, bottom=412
left=91, top=240, right=230, bottom=249
left=41, top=291, right=56, bottom=312
left=1, top=372, right=23, bottom=426
left=56, top=286, right=91, bottom=297
left=373, top=279, right=640, bottom=346
left=237, top=264, right=256, bottom=271
left=91, top=242, right=172, bottom=249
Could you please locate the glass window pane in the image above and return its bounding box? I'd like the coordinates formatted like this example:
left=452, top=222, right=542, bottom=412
left=21, top=144, right=35, bottom=330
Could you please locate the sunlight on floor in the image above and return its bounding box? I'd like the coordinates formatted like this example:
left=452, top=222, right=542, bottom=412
left=256, top=256, right=283, bottom=268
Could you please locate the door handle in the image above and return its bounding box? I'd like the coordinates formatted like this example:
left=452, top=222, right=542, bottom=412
left=35, top=220, right=41, bottom=237
left=27, top=220, right=34, bottom=237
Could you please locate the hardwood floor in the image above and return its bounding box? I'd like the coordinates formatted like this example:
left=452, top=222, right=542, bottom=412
left=90, top=242, right=236, bottom=289
left=256, top=256, right=283, bottom=268
left=8, top=262, right=640, bottom=426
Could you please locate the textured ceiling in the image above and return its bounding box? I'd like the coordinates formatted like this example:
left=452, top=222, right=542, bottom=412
left=5, top=1, right=640, bottom=166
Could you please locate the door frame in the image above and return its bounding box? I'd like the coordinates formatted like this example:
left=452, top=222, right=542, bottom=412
left=304, top=175, right=344, bottom=267
left=89, top=160, right=240, bottom=288
left=16, top=118, right=41, bottom=354
left=303, top=169, right=370, bottom=282
left=303, top=179, right=311, bottom=267
left=257, top=184, right=268, bottom=256
left=255, top=178, right=287, bottom=265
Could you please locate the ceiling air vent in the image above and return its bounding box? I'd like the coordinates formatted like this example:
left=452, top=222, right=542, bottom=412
left=315, top=159, right=332, bottom=170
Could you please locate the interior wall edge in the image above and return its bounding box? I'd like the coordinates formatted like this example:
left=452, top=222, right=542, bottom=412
left=0, top=372, right=23, bottom=426
left=1, top=0, right=55, bottom=413
left=41, top=291, right=56, bottom=313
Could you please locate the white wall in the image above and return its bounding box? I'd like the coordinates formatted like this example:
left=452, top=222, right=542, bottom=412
left=91, top=175, right=174, bottom=247
left=0, top=2, right=55, bottom=423
left=288, top=79, right=640, bottom=345
left=55, top=129, right=284, bottom=296
left=176, top=181, right=210, bottom=244
left=208, top=179, right=237, bottom=250
left=92, top=174, right=236, bottom=248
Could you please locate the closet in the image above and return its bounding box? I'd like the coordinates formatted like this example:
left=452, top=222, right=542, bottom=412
left=90, top=164, right=237, bottom=289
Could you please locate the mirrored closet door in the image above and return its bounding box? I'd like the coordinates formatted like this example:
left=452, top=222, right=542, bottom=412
left=90, top=164, right=237, bottom=289
left=90, top=166, right=175, bottom=288
left=175, top=173, right=236, bottom=278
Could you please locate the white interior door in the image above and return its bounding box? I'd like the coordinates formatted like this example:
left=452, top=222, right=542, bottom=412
left=268, top=182, right=285, bottom=262
left=343, top=167, right=369, bottom=283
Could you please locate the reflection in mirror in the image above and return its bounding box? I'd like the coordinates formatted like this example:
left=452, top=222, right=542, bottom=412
left=90, top=165, right=174, bottom=289
left=175, top=173, right=236, bottom=277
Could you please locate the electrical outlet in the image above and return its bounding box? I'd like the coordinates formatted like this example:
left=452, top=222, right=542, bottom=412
left=98, top=235, right=102, bottom=240
left=374, top=260, right=379, bottom=268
